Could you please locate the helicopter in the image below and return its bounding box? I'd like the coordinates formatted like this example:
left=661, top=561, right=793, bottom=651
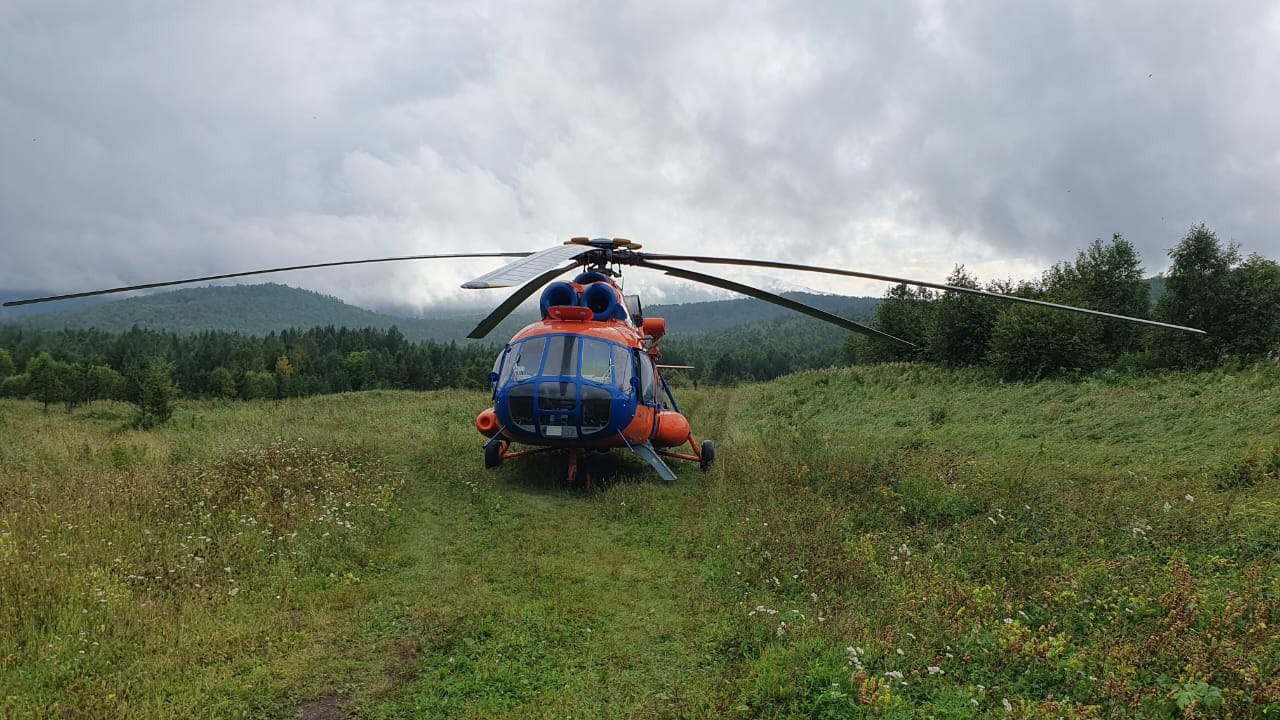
left=5, top=236, right=1206, bottom=484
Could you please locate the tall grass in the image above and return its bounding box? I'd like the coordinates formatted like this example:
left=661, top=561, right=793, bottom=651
left=2, top=365, right=1278, bottom=718
left=691, top=363, right=1280, bottom=718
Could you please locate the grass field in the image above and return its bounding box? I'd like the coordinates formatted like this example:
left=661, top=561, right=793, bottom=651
left=2, top=364, right=1278, bottom=718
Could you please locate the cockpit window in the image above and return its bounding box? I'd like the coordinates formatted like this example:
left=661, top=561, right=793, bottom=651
left=542, top=335, right=579, bottom=377
left=580, top=338, right=612, bottom=383
left=612, top=344, right=633, bottom=393
left=498, top=334, right=634, bottom=390
left=499, top=336, right=546, bottom=386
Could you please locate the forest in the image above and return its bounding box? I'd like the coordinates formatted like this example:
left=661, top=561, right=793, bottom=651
left=2, top=225, right=1278, bottom=423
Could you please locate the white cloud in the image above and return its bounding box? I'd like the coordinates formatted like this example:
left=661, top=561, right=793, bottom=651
left=2, top=0, right=1277, bottom=314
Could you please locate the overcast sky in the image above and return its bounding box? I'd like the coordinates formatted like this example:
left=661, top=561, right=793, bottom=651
left=2, top=1, right=1277, bottom=314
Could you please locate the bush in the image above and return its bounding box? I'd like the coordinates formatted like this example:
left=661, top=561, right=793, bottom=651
left=241, top=370, right=277, bottom=400
left=209, top=366, right=237, bottom=400
left=0, top=373, right=29, bottom=399
left=989, top=306, right=1108, bottom=381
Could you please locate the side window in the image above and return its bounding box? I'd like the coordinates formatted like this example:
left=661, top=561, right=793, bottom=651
left=637, top=352, right=656, bottom=403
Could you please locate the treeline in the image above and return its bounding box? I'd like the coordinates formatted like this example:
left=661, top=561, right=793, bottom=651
left=845, top=225, right=1280, bottom=379
left=0, top=325, right=500, bottom=411
left=660, top=315, right=857, bottom=386
left=2, top=224, right=1277, bottom=412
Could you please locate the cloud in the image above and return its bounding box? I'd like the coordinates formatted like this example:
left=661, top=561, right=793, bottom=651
left=2, top=0, right=1277, bottom=312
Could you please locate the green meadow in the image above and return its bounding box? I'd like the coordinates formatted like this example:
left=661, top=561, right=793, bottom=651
left=2, top=364, right=1278, bottom=718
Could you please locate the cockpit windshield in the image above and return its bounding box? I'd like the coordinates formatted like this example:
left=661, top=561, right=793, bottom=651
left=496, top=335, right=633, bottom=390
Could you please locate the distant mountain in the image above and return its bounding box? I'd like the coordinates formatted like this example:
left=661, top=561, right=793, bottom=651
left=646, top=293, right=879, bottom=335
left=0, top=290, right=112, bottom=318
left=3, top=284, right=470, bottom=341
left=1, top=282, right=881, bottom=343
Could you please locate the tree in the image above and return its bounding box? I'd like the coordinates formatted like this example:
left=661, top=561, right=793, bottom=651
left=1222, top=254, right=1280, bottom=359
left=58, top=362, right=91, bottom=412
left=87, top=365, right=123, bottom=402
left=989, top=235, right=1149, bottom=379
left=342, top=350, right=375, bottom=390
left=133, top=360, right=179, bottom=428
left=274, top=355, right=298, bottom=398
left=1044, top=234, right=1149, bottom=355
left=1154, top=225, right=1238, bottom=366
left=849, top=284, right=934, bottom=364
left=26, top=352, right=65, bottom=411
left=0, top=348, right=14, bottom=378
left=928, top=267, right=1001, bottom=367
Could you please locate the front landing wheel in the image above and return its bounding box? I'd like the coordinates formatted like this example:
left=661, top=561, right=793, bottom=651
left=699, top=440, right=716, bottom=472
left=484, top=439, right=505, bottom=469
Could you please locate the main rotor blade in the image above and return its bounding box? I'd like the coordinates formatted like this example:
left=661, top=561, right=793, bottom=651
left=466, top=263, right=581, bottom=339
left=3, top=252, right=534, bottom=308
left=641, top=254, right=1207, bottom=335
left=636, top=259, right=917, bottom=349
left=462, top=244, right=594, bottom=289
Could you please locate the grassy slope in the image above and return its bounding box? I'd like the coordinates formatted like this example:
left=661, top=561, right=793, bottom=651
left=2, top=364, right=1278, bottom=718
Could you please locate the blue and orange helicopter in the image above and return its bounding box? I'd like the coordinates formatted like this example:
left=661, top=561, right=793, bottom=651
left=4, top=236, right=1206, bottom=483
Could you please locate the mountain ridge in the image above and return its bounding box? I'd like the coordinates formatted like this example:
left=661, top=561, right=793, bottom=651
left=0, top=282, right=881, bottom=342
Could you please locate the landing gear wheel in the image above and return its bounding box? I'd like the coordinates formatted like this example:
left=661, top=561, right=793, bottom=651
left=699, top=440, right=716, bottom=472
left=484, top=439, right=505, bottom=469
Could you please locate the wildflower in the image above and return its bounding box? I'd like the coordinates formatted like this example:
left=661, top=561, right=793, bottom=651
left=927, top=666, right=943, bottom=675
left=884, top=671, right=904, bottom=680
left=1002, top=698, right=1013, bottom=712
left=1184, top=494, right=1195, bottom=502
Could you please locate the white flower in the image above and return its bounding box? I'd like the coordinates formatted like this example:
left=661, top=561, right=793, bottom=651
left=884, top=671, right=904, bottom=680
left=927, top=666, right=944, bottom=675
left=228, top=587, right=239, bottom=597
left=1185, top=494, right=1195, bottom=502
left=1163, top=502, right=1172, bottom=512
left=1002, top=698, right=1013, bottom=712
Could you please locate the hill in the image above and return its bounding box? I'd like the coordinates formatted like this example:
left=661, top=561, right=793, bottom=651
left=2, top=284, right=512, bottom=341
left=2, top=282, right=880, bottom=344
